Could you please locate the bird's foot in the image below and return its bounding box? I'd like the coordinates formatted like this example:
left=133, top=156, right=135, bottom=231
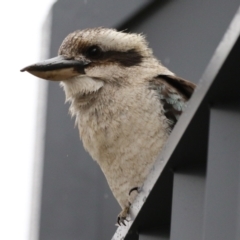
left=116, top=187, right=142, bottom=226
left=129, top=186, right=141, bottom=196
left=117, top=205, right=130, bottom=226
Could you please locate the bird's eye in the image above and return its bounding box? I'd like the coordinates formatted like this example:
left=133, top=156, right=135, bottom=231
left=86, top=46, right=103, bottom=59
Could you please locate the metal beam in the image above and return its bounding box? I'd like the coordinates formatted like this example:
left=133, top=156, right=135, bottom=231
left=112, top=5, right=240, bottom=240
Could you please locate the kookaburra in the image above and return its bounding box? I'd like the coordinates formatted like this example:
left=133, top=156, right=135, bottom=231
left=21, top=27, right=196, bottom=225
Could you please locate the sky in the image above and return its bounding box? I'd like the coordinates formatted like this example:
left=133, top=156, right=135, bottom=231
left=0, top=1, right=56, bottom=240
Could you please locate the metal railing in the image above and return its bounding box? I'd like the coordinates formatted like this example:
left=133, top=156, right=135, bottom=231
left=112, top=6, right=240, bottom=240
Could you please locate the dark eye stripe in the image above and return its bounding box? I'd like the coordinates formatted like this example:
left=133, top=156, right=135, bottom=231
left=103, top=49, right=143, bottom=67
left=84, top=48, right=143, bottom=67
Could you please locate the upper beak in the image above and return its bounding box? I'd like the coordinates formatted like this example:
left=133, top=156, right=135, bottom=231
left=20, top=55, right=90, bottom=81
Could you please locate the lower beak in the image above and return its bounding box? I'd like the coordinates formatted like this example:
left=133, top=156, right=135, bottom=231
left=20, top=55, right=90, bottom=81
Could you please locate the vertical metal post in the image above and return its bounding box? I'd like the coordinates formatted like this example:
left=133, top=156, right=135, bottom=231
left=203, top=106, right=240, bottom=240
left=170, top=168, right=205, bottom=240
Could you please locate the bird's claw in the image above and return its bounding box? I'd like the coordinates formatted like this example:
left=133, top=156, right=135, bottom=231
left=129, top=186, right=140, bottom=196
left=117, top=215, right=129, bottom=226
left=117, top=206, right=130, bottom=226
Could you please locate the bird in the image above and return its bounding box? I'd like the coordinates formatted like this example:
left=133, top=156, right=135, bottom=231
left=21, top=27, right=196, bottom=226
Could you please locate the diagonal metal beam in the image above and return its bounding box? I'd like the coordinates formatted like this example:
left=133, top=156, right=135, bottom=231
left=111, top=5, right=240, bottom=240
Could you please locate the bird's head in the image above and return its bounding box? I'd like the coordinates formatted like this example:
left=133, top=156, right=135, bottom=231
left=21, top=28, right=171, bottom=106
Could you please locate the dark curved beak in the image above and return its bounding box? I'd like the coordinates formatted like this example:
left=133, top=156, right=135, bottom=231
left=20, top=55, right=90, bottom=81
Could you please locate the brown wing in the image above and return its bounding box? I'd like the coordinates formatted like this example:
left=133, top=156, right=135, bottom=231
left=158, top=74, right=196, bottom=99
left=149, top=75, right=196, bottom=129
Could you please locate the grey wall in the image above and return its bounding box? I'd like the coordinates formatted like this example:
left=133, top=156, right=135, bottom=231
left=38, top=1, right=240, bottom=240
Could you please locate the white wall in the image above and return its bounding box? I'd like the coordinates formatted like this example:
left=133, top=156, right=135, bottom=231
left=0, top=1, right=55, bottom=240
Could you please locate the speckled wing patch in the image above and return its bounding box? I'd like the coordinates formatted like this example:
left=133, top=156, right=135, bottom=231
left=149, top=75, right=196, bottom=129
